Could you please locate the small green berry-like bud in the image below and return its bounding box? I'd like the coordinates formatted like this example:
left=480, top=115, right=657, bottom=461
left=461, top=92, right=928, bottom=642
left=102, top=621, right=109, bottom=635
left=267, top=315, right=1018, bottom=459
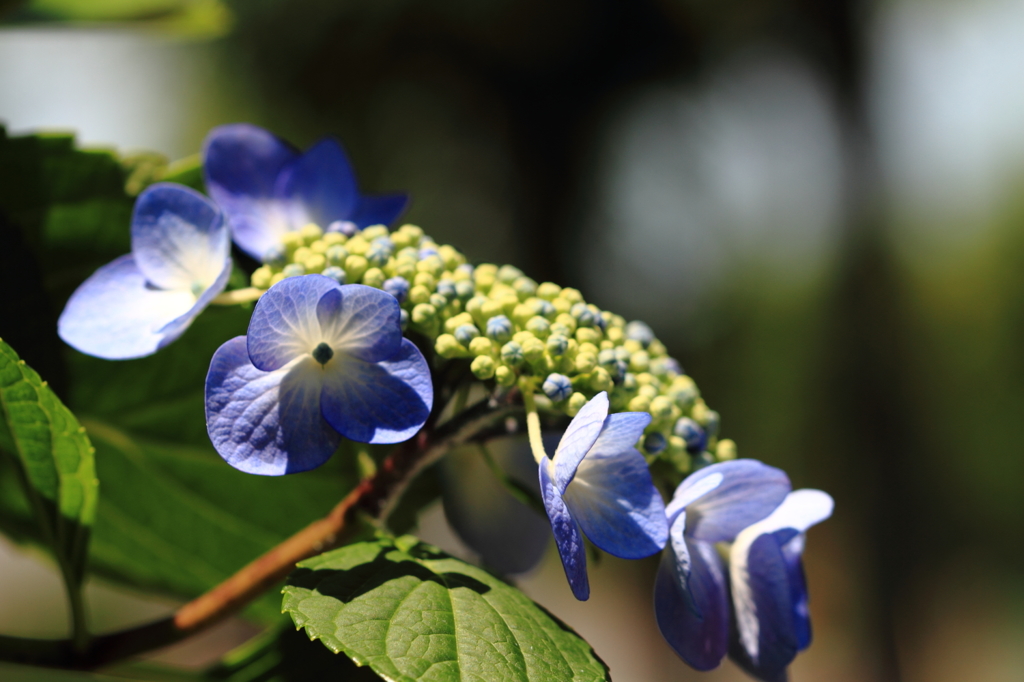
left=629, top=351, right=650, bottom=373
left=300, top=223, right=324, bottom=244
left=567, top=391, right=587, bottom=416
left=399, top=224, right=424, bottom=242
left=293, top=246, right=312, bottom=264
left=366, top=238, right=393, bottom=267
left=576, top=327, right=601, bottom=345
left=546, top=334, right=569, bottom=357
left=438, top=245, right=465, bottom=270
left=497, top=264, right=523, bottom=284
left=262, top=244, right=287, bottom=266
left=362, top=225, right=389, bottom=240
left=282, top=263, right=305, bottom=278
left=251, top=266, right=273, bottom=289
left=429, top=293, right=448, bottom=310
left=537, top=282, right=562, bottom=300
left=501, top=341, right=524, bottom=365
left=628, top=395, right=650, bottom=412
left=326, top=244, right=350, bottom=266
left=716, top=438, right=736, bottom=460
left=304, top=253, right=326, bottom=273
left=309, top=239, right=328, bottom=254
left=590, top=366, right=612, bottom=392
left=574, top=352, right=597, bottom=373
left=455, top=279, right=475, bottom=301
left=495, top=364, right=516, bottom=387
left=650, top=395, right=675, bottom=419
left=436, top=334, right=468, bottom=358
left=522, top=337, right=546, bottom=362
left=436, top=279, right=457, bottom=301
left=644, top=432, right=667, bottom=455
left=511, top=303, right=534, bottom=327
left=281, top=231, right=304, bottom=254
left=670, top=376, right=699, bottom=408
left=323, top=232, right=346, bottom=246
left=344, top=255, right=368, bottom=282
left=346, top=236, right=369, bottom=255
left=513, top=276, right=537, bottom=300
left=542, top=373, right=573, bottom=402
left=469, top=336, right=494, bottom=356
left=411, top=303, right=437, bottom=325
left=486, top=315, right=513, bottom=343
left=555, top=313, right=577, bottom=335
left=270, top=272, right=287, bottom=286
left=560, top=287, right=583, bottom=304
left=445, top=312, right=475, bottom=334
left=471, top=355, right=496, bottom=380
left=454, top=324, right=479, bottom=346
left=362, top=267, right=386, bottom=288
left=409, top=285, right=432, bottom=305
left=321, top=266, right=346, bottom=283
left=625, top=320, right=655, bottom=348
left=526, top=316, right=551, bottom=338
left=418, top=255, right=446, bottom=278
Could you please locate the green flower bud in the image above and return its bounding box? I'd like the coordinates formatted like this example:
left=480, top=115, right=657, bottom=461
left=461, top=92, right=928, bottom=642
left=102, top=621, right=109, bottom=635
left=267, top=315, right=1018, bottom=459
left=346, top=236, right=369, bottom=255
left=630, top=351, right=650, bottom=373
left=590, top=366, right=612, bottom=392
left=362, top=225, right=389, bottom=240
left=444, top=312, right=475, bottom=334
left=522, top=337, right=546, bottom=362
left=412, top=303, right=437, bottom=325
left=555, top=313, right=577, bottom=335
left=454, top=324, right=479, bottom=346
left=537, top=282, right=562, bottom=300
left=526, top=316, right=550, bottom=339
left=511, top=303, right=535, bottom=327
left=321, top=266, right=346, bottom=283
left=648, top=339, right=667, bottom=357
left=466, top=295, right=488, bottom=325
left=362, top=267, right=386, bottom=288
left=639, top=384, right=659, bottom=400
left=471, top=355, right=496, bottom=380
left=481, top=298, right=505, bottom=320
left=323, top=232, right=347, bottom=246
left=417, top=255, right=445, bottom=278
left=628, top=395, right=650, bottom=412
left=501, top=341, right=524, bottom=365
left=281, top=231, right=304, bottom=254
left=560, top=287, right=583, bottom=304
left=414, top=271, right=437, bottom=291
left=435, top=334, right=468, bottom=358
left=299, top=223, right=323, bottom=244
left=567, top=391, right=587, bottom=416
left=455, top=280, right=475, bottom=301
left=650, top=395, right=675, bottom=419
left=576, top=327, right=601, bottom=345
left=309, top=239, right=328, bottom=254
left=282, top=263, right=305, bottom=278
left=575, top=352, right=597, bottom=374
left=344, top=254, right=368, bottom=282
left=546, top=334, right=569, bottom=357
left=293, top=246, right=312, bottom=264
left=552, top=297, right=572, bottom=314
left=716, top=438, right=736, bottom=461
left=398, top=223, right=424, bottom=243
left=497, top=264, right=523, bottom=284
left=550, top=322, right=574, bottom=339
left=513, top=276, right=538, bottom=300
left=606, top=326, right=624, bottom=343
left=409, top=285, right=432, bottom=306
left=430, top=293, right=448, bottom=310
left=438, top=244, right=465, bottom=270
left=251, top=266, right=273, bottom=289
left=469, top=336, right=494, bottom=356
left=621, top=373, right=638, bottom=392
left=325, top=244, right=350, bottom=266
left=270, top=272, right=287, bottom=286
left=495, top=364, right=516, bottom=387
left=303, top=253, right=326, bottom=273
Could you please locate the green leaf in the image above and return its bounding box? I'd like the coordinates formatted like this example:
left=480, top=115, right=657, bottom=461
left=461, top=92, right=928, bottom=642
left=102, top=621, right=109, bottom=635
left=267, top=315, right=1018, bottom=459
left=83, top=421, right=363, bottom=621
left=0, top=339, right=98, bottom=584
left=282, top=537, right=611, bottom=682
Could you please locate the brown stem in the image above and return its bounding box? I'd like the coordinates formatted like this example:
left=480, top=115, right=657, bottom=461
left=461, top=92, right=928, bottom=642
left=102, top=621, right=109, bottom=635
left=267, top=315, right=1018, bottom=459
left=0, top=399, right=513, bottom=670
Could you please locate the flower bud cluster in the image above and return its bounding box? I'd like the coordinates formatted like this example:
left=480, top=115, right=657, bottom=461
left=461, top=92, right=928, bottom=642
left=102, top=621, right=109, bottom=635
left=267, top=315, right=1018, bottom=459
left=249, top=222, right=735, bottom=473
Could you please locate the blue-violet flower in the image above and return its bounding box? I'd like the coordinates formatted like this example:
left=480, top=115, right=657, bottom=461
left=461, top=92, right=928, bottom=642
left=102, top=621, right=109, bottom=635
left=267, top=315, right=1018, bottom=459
left=654, top=459, right=790, bottom=671
left=728, top=488, right=834, bottom=682
left=539, top=391, right=668, bottom=600
left=58, top=183, right=231, bottom=360
left=205, top=275, right=432, bottom=475
left=203, top=123, right=409, bottom=262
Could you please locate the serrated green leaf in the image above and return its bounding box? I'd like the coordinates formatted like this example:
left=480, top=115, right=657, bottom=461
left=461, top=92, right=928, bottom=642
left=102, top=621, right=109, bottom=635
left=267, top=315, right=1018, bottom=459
left=0, top=339, right=98, bottom=583
left=83, top=421, right=363, bottom=621
left=282, top=537, right=610, bottom=682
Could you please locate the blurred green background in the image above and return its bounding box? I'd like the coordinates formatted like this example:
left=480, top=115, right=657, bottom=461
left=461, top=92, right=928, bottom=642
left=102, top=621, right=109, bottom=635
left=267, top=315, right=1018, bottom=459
left=3, top=0, right=1024, bottom=680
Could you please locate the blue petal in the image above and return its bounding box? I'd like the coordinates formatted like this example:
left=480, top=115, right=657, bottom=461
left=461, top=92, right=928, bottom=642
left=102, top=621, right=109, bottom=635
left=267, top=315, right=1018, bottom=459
left=278, top=137, right=360, bottom=228
left=551, top=391, right=609, bottom=493
left=439, top=435, right=551, bottom=574
left=246, top=275, right=342, bottom=371
left=205, top=336, right=341, bottom=474
left=155, top=256, right=234, bottom=342
left=58, top=254, right=224, bottom=360
left=727, top=530, right=802, bottom=681
left=351, top=193, right=410, bottom=228
left=131, top=183, right=229, bottom=291
left=654, top=535, right=730, bottom=670
left=561, top=444, right=667, bottom=559
left=586, top=411, right=651, bottom=458
left=680, top=459, right=791, bottom=543
left=320, top=338, right=432, bottom=444
left=317, top=284, right=402, bottom=363
left=203, top=123, right=298, bottom=260
left=540, top=461, right=589, bottom=600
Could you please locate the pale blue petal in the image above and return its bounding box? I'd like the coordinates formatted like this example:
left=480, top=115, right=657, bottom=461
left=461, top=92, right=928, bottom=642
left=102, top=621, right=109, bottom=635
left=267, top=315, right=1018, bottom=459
left=683, top=459, right=791, bottom=543
left=317, top=284, right=402, bottom=363
left=439, top=435, right=551, bottom=574
left=654, top=535, right=729, bottom=671
left=203, top=123, right=298, bottom=259
left=320, top=338, right=432, bottom=444
left=585, top=411, right=651, bottom=459
left=552, top=391, right=609, bottom=493
left=205, top=336, right=340, bottom=475
left=278, top=137, right=359, bottom=228
left=247, top=275, right=341, bottom=371
left=351, top=193, right=410, bottom=228
left=540, top=461, right=588, bottom=600
left=59, top=255, right=198, bottom=360
left=130, top=183, right=228, bottom=291
left=156, top=256, right=233, bottom=342
left=561, top=445, right=667, bottom=559
left=665, top=471, right=724, bottom=527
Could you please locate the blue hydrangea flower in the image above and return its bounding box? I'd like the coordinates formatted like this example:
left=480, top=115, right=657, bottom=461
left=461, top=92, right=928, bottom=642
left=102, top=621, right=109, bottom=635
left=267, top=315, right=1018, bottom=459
left=205, top=275, right=432, bottom=475
left=203, top=123, right=409, bottom=261
left=727, top=489, right=834, bottom=682
left=58, top=183, right=231, bottom=360
left=654, top=459, right=791, bottom=671
left=539, top=392, right=669, bottom=600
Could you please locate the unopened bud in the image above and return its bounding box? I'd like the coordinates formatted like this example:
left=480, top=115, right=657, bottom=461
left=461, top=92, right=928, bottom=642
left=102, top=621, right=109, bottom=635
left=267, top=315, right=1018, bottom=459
left=542, top=373, right=572, bottom=402
left=471, top=355, right=496, bottom=380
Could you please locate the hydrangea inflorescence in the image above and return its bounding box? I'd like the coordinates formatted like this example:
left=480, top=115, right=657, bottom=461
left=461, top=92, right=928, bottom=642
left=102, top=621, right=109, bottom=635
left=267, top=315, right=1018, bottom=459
left=241, top=217, right=733, bottom=474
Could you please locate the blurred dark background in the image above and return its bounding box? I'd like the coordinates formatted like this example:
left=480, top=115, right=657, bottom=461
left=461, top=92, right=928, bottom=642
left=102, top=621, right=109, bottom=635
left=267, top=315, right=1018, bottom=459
left=4, top=0, right=1024, bottom=680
